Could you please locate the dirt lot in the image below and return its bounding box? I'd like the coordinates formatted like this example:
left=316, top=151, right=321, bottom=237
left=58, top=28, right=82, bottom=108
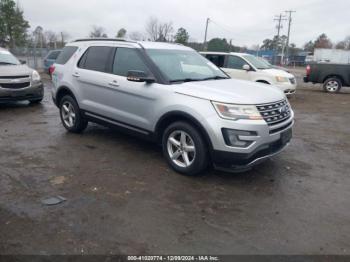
left=1, top=73, right=350, bottom=255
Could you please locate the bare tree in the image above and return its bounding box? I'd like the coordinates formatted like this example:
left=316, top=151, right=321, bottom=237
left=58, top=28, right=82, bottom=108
left=145, top=17, right=173, bottom=42
left=89, top=26, right=108, bottom=38
left=44, top=30, right=57, bottom=48
left=158, top=22, right=173, bottom=42
left=146, top=17, right=159, bottom=41
left=128, top=31, right=144, bottom=41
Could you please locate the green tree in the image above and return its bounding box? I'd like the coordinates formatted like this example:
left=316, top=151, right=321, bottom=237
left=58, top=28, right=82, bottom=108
left=0, top=0, right=29, bottom=47
left=116, top=28, right=127, bottom=38
left=207, top=38, right=230, bottom=52
left=174, top=27, right=189, bottom=44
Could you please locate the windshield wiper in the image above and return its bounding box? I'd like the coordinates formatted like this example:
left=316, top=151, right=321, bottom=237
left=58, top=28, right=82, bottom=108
left=170, top=76, right=228, bottom=83
left=169, top=78, right=203, bottom=83
left=201, top=76, right=228, bottom=81
left=0, top=62, right=18, bottom=65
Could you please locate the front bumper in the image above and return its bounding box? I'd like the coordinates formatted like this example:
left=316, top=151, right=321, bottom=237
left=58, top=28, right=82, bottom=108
left=274, top=82, right=297, bottom=96
left=212, top=128, right=292, bottom=172
left=204, top=107, right=294, bottom=172
left=0, top=82, right=44, bottom=102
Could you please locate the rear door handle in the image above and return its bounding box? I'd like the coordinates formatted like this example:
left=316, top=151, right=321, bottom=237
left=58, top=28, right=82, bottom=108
left=108, top=80, right=119, bottom=87
left=72, top=72, right=80, bottom=78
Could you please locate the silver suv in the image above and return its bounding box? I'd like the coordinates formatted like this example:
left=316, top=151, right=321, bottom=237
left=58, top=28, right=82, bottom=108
left=51, top=39, right=294, bottom=175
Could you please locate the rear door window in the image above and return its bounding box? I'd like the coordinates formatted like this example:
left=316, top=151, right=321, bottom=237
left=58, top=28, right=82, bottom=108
left=205, top=54, right=225, bottom=67
left=112, top=48, right=149, bottom=77
left=55, top=46, right=78, bottom=64
left=78, top=46, right=114, bottom=73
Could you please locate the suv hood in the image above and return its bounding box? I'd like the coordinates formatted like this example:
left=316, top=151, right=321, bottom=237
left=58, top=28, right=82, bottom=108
left=174, top=79, right=285, bottom=104
left=260, top=68, right=294, bottom=78
left=0, top=64, right=33, bottom=77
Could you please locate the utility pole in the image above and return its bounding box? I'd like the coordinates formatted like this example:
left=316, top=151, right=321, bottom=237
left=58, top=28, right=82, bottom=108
left=203, top=18, right=210, bottom=51
left=285, top=10, right=296, bottom=65
left=273, top=14, right=286, bottom=65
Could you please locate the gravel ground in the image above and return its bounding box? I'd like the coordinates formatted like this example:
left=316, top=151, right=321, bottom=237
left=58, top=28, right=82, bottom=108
left=0, top=74, right=349, bottom=255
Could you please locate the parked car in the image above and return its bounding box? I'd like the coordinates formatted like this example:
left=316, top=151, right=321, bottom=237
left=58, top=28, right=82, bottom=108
left=0, top=47, right=44, bottom=104
left=44, top=49, right=61, bottom=73
left=201, top=52, right=297, bottom=96
left=304, top=62, right=350, bottom=93
left=51, top=39, right=294, bottom=176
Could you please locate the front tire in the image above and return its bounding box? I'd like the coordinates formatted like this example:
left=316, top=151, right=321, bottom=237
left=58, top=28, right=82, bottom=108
left=162, top=121, right=209, bottom=176
left=323, top=77, right=342, bottom=93
left=59, top=95, right=88, bottom=133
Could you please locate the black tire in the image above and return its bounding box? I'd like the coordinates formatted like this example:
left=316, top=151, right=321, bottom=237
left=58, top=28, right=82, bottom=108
left=323, top=77, right=342, bottom=93
left=59, top=95, right=88, bottom=133
left=29, top=97, right=43, bottom=104
left=162, top=121, right=209, bottom=176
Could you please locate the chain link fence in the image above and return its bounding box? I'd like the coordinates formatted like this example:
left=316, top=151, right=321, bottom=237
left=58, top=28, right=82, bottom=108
left=10, top=47, right=59, bottom=72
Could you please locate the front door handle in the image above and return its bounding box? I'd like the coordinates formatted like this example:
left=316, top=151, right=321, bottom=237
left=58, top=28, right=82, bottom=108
left=72, top=72, right=80, bottom=78
left=108, top=80, right=119, bottom=87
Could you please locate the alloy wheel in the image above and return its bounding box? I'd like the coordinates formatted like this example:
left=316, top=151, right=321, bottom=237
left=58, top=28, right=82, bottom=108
left=61, top=101, right=76, bottom=128
left=167, top=130, right=196, bottom=168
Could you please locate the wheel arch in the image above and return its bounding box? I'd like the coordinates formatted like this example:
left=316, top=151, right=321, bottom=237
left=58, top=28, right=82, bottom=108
left=155, top=111, right=214, bottom=150
left=55, top=86, right=77, bottom=107
left=256, top=80, right=271, bottom=84
left=323, top=75, right=344, bottom=85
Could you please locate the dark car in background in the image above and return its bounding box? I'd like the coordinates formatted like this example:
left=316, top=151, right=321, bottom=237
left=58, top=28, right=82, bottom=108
left=304, top=63, right=350, bottom=93
left=44, top=50, right=61, bottom=73
left=0, top=48, right=44, bottom=104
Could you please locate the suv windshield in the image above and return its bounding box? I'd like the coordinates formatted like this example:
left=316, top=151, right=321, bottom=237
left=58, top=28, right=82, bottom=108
left=242, top=54, right=271, bottom=70
left=146, top=49, right=228, bottom=83
left=0, top=50, right=20, bottom=65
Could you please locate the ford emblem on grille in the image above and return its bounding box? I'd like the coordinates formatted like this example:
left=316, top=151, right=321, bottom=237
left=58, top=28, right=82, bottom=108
left=279, top=105, right=287, bottom=114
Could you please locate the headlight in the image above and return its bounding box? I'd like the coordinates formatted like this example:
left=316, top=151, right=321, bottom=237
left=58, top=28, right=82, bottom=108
left=212, top=101, right=262, bottom=120
left=275, top=76, right=289, bottom=82
left=31, top=70, right=41, bottom=82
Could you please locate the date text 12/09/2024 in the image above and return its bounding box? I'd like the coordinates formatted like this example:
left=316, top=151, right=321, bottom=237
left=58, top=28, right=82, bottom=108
left=127, top=255, right=220, bottom=261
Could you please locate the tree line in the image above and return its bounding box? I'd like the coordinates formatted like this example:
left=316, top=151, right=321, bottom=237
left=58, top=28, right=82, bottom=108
left=1, top=0, right=349, bottom=54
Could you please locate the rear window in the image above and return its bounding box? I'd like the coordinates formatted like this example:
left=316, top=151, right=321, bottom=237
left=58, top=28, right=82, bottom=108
left=47, top=51, right=61, bottom=60
left=55, top=46, right=78, bottom=65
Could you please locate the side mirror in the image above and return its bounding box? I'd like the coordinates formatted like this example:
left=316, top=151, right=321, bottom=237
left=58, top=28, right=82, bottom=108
left=20, top=60, right=26, bottom=64
left=242, top=64, right=250, bottom=71
left=127, top=70, right=155, bottom=83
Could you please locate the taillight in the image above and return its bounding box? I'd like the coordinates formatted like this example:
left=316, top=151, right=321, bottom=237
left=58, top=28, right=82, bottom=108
left=49, top=65, right=55, bottom=75
left=306, top=65, right=311, bottom=76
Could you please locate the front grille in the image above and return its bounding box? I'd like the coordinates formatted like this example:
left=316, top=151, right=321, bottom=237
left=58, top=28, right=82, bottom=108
left=256, top=99, right=291, bottom=126
left=0, top=82, right=30, bottom=89
left=289, top=77, right=296, bottom=84
left=0, top=75, right=30, bottom=79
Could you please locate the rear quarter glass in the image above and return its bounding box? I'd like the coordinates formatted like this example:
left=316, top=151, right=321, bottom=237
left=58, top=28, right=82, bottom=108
left=55, top=46, right=78, bottom=65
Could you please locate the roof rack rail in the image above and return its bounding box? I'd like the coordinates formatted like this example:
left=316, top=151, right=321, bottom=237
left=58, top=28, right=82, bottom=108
left=73, top=38, right=137, bottom=43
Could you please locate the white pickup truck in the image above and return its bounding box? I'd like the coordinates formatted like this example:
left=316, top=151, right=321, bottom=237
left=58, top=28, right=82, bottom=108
left=201, top=52, right=297, bottom=96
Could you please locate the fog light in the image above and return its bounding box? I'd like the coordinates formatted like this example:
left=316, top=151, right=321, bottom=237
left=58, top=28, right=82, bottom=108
left=222, top=129, right=257, bottom=148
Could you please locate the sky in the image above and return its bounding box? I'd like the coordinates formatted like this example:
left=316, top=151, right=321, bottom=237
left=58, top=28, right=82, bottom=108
left=19, top=0, right=350, bottom=48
